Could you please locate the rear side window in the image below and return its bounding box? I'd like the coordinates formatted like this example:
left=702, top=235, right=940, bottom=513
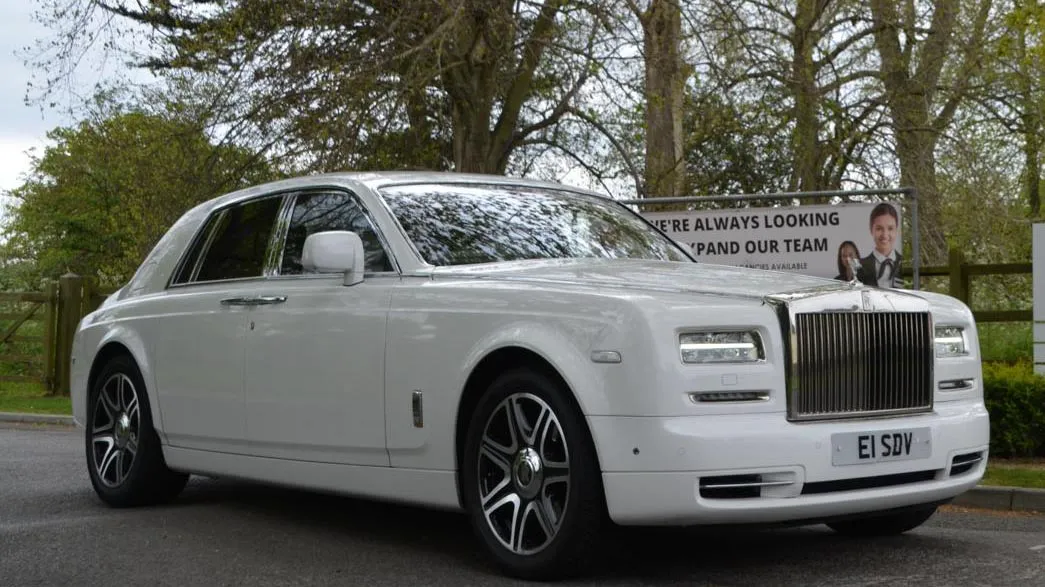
left=170, top=213, right=222, bottom=285
left=280, top=191, right=393, bottom=274
left=192, top=196, right=283, bottom=282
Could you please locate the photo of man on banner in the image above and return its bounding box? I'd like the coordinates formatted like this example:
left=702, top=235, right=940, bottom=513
left=856, top=202, right=901, bottom=288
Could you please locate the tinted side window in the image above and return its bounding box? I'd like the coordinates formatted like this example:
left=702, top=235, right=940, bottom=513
left=171, top=213, right=223, bottom=285
left=281, top=191, right=393, bottom=274
left=194, top=196, right=282, bottom=282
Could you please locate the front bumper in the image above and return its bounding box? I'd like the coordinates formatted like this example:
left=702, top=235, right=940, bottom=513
left=589, top=400, right=989, bottom=526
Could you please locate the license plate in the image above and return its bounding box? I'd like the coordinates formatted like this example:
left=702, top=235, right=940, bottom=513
left=831, top=427, right=932, bottom=466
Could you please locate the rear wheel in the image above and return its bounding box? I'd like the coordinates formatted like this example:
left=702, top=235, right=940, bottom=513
left=826, top=505, right=938, bottom=536
left=461, top=368, right=605, bottom=580
left=85, top=354, right=188, bottom=507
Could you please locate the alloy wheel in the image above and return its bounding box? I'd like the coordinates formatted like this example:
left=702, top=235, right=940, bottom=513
left=476, top=392, right=571, bottom=556
left=90, top=373, right=140, bottom=488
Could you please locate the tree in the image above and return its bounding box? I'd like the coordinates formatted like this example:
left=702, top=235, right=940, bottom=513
left=695, top=0, right=883, bottom=192
left=977, top=0, right=1045, bottom=217
left=869, top=0, right=994, bottom=263
left=33, top=0, right=603, bottom=176
left=632, top=0, right=687, bottom=198
left=1, top=107, right=274, bottom=287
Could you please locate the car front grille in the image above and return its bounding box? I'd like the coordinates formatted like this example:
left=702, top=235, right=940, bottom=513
left=790, top=311, right=933, bottom=421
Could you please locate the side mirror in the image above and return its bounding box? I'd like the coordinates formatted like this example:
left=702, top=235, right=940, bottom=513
left=302, top=230, right=365, bottom=286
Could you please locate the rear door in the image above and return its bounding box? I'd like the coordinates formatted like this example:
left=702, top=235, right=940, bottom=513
left=152, top=194, right=284, bottom=453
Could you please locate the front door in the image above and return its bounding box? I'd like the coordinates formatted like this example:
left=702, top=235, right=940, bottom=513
left=242, top=189, right=397, bottom=466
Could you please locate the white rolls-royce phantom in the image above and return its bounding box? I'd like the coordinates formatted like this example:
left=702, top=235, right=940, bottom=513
left=70, top=172, right=989, bottom=579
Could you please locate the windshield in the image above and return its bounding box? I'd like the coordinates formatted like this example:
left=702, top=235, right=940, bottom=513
left=379, top=183, right=693, bottom=266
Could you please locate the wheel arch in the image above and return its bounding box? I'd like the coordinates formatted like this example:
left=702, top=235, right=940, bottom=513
left=453, top=345, right=605, bottom=508
left=83, top=328, right=163, bottom=437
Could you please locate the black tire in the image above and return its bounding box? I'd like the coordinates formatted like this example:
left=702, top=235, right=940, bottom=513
left=826, top=505, right=938, bottom=537
left=85, top=354, right=188, bottom=507
left=461, top=367, right=606, bottom=580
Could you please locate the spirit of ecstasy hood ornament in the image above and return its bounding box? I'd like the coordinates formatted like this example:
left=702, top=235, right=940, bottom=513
left=848, top=256, right=863, bottom=287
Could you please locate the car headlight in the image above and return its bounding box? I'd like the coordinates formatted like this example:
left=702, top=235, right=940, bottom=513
left=680, top=331, right=764, bottom=364
left=934, top=325, right=968, bottom=357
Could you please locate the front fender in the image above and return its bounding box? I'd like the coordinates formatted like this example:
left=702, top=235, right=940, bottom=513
left=456, top=320, right=617, bottom=418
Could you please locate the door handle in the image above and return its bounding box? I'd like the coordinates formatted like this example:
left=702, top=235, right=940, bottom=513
left=220, top=296, right=287, bottom=306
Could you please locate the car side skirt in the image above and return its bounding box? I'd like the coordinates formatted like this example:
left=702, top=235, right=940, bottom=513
left=163, top=446, right=463, bottom=511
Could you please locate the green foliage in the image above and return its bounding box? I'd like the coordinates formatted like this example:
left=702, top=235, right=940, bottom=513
left=1, top=108, right=274, bottom=288
left=978, top=322, right=1033, bottom=363
left=682, top=90, right=792, bottom=196
left=983, top=361, right=1045, bottom=458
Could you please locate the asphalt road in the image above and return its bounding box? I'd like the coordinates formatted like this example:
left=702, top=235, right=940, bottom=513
left=3, top=422, right=1045, bottom=587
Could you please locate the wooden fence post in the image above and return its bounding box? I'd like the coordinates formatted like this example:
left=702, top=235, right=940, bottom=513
left=948, top=249, right=970, bottom=304
left=42, top=282, right=58, bottom=395
left=82, top=277, right=95, bottom=317
left=57, top=273, right=83, bottom=396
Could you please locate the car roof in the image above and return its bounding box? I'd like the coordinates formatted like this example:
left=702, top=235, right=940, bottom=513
left=204, top=171, right=613, bottom=212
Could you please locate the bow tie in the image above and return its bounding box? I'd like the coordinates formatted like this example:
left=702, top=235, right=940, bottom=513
left=878, top=258, right=894, bottom=279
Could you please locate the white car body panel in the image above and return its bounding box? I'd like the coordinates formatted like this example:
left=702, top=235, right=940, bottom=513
left=70, top=171, right=990, bottom=527
left=243, top=275, right=393, bottom=466
left=151, top=282, right=253, bottom=452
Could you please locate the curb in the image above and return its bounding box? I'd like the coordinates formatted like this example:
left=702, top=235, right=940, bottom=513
left=952, top=485, right=1045, bottom=513
left=0, top=411, right=75, bottom=426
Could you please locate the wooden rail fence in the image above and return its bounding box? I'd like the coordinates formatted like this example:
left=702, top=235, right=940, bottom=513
left=0, top=274, right=112, bottom=395
left=901, top=249, right=1032, bottom=323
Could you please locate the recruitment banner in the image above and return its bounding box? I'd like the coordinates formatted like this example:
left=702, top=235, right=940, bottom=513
left=642, top=202, right=904, bottom=287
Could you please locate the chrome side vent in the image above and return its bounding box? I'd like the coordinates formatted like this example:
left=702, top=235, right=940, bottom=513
left=699, top=474, right=794, bottom=499
left=791, top=311, right=934, bottom=421
left=950, top=452, right=984, bottom=476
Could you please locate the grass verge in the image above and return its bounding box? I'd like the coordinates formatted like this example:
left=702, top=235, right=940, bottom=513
left=0, top=382, right=71, bottom=415
left=982, top=460, right=1045, bottom=489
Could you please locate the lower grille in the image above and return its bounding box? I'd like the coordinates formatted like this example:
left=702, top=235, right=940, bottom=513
left=801, top=470, right=937, bottom=495
left=791, top=311, right=933, bottom=421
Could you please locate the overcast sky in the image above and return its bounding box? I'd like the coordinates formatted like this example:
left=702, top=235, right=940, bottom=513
left=0, top=2, right=65, bottom=193
left=0, top=1, right=141, bottom=198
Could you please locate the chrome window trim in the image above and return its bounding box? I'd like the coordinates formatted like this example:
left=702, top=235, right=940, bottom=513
left=265, top=193, right=298, bottom=277
left=167, top=275, right=272, bottom=289
left=166, top=271, right=402, bottom=290
left=262, top=271, right=401, bottom=282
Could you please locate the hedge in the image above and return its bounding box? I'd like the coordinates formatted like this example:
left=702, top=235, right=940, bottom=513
left=983, top=361, right=1045, bottom=458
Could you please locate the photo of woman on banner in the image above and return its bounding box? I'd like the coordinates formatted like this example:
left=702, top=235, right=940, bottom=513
left=834, top=241, right=861, bottom=282
left=857, top=202, right=902, bottom=288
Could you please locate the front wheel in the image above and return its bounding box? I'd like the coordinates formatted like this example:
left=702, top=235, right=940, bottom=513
left=461, top=368, right=606, bottom=580
left=85, top=354, right=188, bottom=507
left=826, top=505, right=938, bottom=536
